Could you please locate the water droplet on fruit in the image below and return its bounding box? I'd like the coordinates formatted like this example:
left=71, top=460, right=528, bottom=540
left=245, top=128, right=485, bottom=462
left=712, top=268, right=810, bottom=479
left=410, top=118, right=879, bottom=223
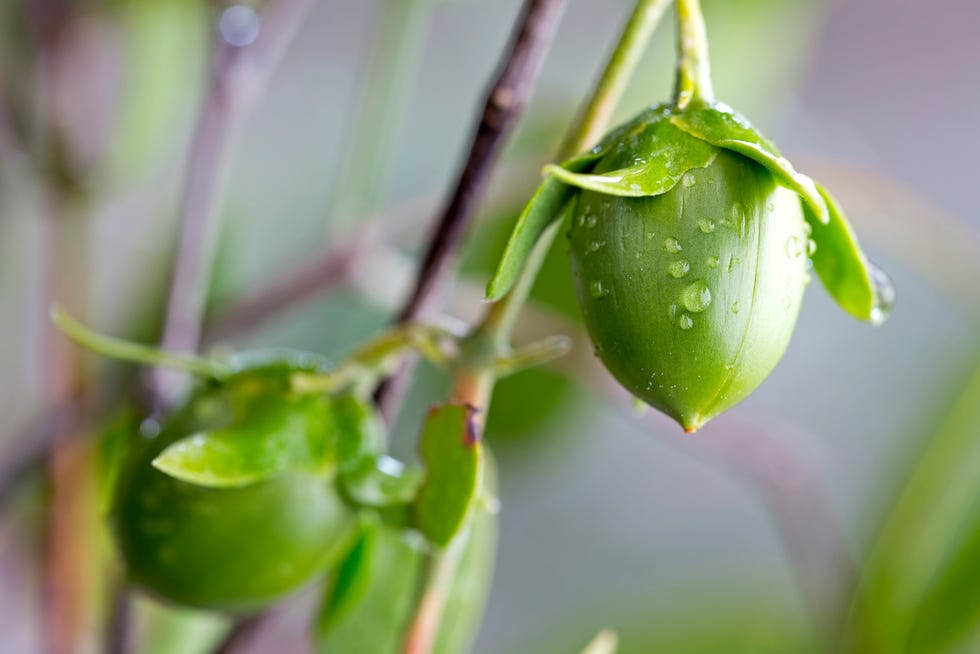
left=589, top=280, right=608, bottom=298
left=682, top=280, right=712, bottom=313
left=678, top=314, right=694, bottom=330
left=663, top=237, right=682, bottom=253
left=682, top=173, right=697, bottom=188
left=588, top=240, right=605, bottom=253
left=731, top=301, right=740, bottom=314
left=785, top=236, right=804, bottom=258
left=706, top=255, right=720, bottom=268
left=667, top=260, right=691, bottom=278
left=698, top=219, right=716, bottom=234
left=585, top=214, right=597, bottom=228
left=767, top=201, right=776, bottom=212
left=807, top=238, right=817, bottom=256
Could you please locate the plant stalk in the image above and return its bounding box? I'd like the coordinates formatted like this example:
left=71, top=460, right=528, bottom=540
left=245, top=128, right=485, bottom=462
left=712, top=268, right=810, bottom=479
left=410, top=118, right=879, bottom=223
left=673, top=0, right=714, bottom=109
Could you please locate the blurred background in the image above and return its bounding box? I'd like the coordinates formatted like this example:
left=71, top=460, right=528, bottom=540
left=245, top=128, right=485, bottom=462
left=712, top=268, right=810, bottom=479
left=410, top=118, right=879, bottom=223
left=2, top=0, right=980, bottom=652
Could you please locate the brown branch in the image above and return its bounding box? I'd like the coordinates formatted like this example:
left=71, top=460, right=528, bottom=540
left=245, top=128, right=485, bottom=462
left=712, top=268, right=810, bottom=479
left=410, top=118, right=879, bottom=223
left=375, top=0, right=569, bottom=422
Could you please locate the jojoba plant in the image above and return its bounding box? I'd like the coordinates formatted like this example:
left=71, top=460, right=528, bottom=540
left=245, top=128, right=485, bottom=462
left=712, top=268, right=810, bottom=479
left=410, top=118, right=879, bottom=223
left=487, top=0, right=893, bottom=432
left=25, top=0, right=906, bottom=651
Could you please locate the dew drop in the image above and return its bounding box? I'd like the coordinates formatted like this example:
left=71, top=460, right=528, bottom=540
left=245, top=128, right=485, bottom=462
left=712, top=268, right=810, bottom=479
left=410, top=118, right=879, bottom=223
left=663, top=237, right=683, bottom=253
left=667, top=260, right=691, bottom=278
left=706, top=255, right=720, bottom=269
left=766, top=201, right=776, bottom=212
left=139, top=418, right=161, bottom=439
left=807, top=238, right=817, bottom=256
left=585, top=214, right=597, bottom=228
left=587, top=240, right=605, bottom=253
left=219, top=5, right=261, bottom=47
left=629, top=183, right=641, bottom=192
left=727, top=256, right=741, bottom=272
left=785, top=236, right=804, bottom=258
left=868, top=260, right=896, bottom=326
left=678, top=314, right=694, bottom=330
left=731, top=301, right=740, bottom=314
left=589, top=280, right=609, bottom=298
left=682, top=173, right=697, bottom=188
left=682, top=280, right=712, bottom=313
left=698, top=219, right=716, bottom=234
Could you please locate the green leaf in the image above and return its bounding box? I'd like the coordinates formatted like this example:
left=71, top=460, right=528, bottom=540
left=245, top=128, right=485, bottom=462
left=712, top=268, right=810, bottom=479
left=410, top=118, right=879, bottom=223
left=543, top=120, right=719, bottom=198
left=485, top=153, right=598, bottom=301
left=152, top=394, right=334, bottom=488
left=431, top=451, right=499, bottom=654
left=315, top=517, right=425, bottom=654
left=669, top=101, right=829, bottom=224
left=414, top=403, right=482, bottom=547
left=844, top=356, right=980, bottom=652
left=805, top=184, right=891, bottom=324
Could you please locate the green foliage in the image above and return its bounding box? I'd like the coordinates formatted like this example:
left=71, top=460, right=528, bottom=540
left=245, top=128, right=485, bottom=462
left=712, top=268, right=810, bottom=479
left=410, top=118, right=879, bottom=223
left=151, top=390, right=337, bottom=488
left=316, top=516, right=425, bottom=653
left=845, top=353, right=980, bottom=653
left=414, top=404, right=483, bottom=548
left=486, top=154, right=599, bottom=302
left=317, top=453, right=498, bottom=654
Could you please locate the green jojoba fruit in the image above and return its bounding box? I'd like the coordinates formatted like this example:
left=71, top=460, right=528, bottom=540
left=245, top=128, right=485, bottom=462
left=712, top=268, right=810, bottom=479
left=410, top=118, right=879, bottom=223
left=488, top=102, right=893, bottom=432
left=113, top=362, right=377, bottom=611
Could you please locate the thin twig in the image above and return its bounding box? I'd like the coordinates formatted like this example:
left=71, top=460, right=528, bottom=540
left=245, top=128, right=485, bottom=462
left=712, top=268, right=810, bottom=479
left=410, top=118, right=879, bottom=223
left=147, top=0, right=319, bottom=410
left=374, top=0, right=569, bottom=422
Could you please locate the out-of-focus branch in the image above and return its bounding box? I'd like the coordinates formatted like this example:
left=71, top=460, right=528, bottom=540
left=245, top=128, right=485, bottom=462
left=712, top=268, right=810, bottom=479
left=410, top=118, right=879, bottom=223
left=148, top=0, right=319, bottom=409
left=374, top=0, right=570, bottom=423
left=115, top=2, right=319, bottom=653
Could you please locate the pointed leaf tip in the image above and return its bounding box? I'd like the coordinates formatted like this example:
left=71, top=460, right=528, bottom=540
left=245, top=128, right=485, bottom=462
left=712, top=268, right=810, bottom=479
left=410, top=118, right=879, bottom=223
left=807, top=183, right=892, bottom=324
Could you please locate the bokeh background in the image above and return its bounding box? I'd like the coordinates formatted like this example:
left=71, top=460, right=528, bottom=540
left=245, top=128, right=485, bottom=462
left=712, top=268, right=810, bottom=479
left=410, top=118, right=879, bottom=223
left=2, top=0, right=980, bottom=652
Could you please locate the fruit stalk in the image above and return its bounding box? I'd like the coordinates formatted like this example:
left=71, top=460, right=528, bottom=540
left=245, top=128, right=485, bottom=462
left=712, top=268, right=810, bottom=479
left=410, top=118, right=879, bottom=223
left=673, top=0, right=714, bottom=108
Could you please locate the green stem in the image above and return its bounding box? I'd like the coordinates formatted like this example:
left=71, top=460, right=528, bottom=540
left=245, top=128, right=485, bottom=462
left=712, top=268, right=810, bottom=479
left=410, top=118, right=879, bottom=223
left=482, top=0, right=673, bottom=348
left=673, top=0, right=714, bottom=109
left=327, top=0, right=433, bottom=232
left=50, top=306, right=227, bottom=379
